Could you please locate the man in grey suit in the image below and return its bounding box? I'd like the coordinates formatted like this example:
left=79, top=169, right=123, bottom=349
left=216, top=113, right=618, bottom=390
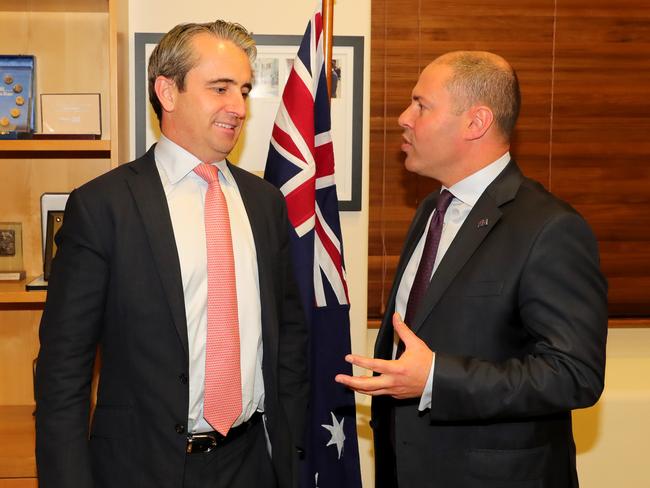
left=337, top=51, right=607, bottom=487
left=35, top=20, right=308, bottom=488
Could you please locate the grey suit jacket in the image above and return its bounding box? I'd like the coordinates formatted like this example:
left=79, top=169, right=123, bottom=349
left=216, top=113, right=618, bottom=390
left=35, top=146, right=309, bottom=488
left=372, top=160, right=607, bottom=488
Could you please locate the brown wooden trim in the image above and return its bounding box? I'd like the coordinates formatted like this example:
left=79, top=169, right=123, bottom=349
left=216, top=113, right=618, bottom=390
left=367, top=318, right=650, bottom=330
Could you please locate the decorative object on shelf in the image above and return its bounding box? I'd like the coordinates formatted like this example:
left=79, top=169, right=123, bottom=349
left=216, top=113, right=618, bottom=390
left=0, top=55, right=35, bottom=138
left=44, top=210, right=64, bottom=281
left=0, top=222, right=26, bottom=281
left=39, top=93, right=101, bottom=139
left=26, top=193, right=69, bottom=290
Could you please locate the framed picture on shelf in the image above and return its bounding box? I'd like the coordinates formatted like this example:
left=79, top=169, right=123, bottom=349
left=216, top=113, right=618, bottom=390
left=44, top=211, right=64, bottom=281
left=40, top=193, right=69, bottom=259
left=26, top=193, right=69, bottom=290
left=0, top=222, right=25, bottom=280
left=40, top=93, right=101, bottom=138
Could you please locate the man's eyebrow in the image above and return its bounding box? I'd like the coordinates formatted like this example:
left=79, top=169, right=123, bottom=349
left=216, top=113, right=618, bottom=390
left=207, top=78, right=253, bottom=92
left=207, top=77, right=235, bottom=84
left=412, top=94, right=432, bottom=104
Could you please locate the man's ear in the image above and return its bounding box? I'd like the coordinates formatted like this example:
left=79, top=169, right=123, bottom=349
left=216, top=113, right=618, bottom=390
left=154, top=76, right=177, bottom=114
left=465, top=105, right=494, bottom=141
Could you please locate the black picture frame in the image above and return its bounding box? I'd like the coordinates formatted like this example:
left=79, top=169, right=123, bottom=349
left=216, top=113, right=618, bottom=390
left=44, top=210, right=64, bottom=281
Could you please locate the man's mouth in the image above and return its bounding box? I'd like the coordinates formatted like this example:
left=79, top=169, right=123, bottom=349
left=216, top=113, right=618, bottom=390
left=401, top=136, right=412, bottom=150
left=215, top=122, right=237, bottom=130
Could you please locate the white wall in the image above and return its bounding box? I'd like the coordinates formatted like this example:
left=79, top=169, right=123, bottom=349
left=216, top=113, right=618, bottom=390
left=125, top=0, right=373, bottom=485
left=573, top=327, right=650, bottom=488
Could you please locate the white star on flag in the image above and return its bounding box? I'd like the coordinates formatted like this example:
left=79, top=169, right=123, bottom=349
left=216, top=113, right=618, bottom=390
left=321, top=412, right=346, bottom=459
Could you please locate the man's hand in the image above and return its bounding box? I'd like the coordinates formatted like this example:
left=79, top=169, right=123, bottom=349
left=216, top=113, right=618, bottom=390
left=335, top=313, right=433, bottom=399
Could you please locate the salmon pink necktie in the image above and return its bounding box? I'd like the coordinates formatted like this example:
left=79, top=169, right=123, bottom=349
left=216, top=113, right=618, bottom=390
left=194, top=163, right=241, bottom=436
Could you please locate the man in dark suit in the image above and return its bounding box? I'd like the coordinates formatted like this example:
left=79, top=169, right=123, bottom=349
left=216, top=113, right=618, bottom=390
left=35, top=20, right=309, bottom=488
left=336, top=51, right=607, bottom=487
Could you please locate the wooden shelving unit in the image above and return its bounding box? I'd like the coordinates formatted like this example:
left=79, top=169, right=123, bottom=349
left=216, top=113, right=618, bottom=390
left=0, top=139, right=111, bottom=157
left=0, top=1, right=125, bottom=485
left=0, top=405, right=37, bottom=483
left=0, top=280, right=46, bottom=304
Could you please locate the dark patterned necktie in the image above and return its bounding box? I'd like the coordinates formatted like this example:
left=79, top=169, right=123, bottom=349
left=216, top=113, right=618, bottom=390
left=404, top=189, right=455, bottom=328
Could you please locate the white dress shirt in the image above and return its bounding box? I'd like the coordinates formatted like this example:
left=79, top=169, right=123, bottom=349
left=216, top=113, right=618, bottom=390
left=155, top=135, right=264, bottom=433
left=394, top=152, right=511, bottom=410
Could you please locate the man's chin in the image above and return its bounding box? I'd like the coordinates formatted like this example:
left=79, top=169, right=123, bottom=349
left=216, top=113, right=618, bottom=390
left=212, top=142, right=237, bottom=161
left=403, top=157, right=421, bottom=174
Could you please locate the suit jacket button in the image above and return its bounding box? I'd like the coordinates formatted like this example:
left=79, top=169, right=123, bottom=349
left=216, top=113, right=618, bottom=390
left=175, top=423, right=185, bottom=434
left=179, top=373, right=188, bottom=384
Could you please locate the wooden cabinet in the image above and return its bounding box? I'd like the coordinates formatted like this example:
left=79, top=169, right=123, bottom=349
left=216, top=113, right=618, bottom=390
left=0, top=0, right=124, bottom=483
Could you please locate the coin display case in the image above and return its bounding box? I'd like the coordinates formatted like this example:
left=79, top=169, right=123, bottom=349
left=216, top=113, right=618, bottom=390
left=0, top=55, right=35, bottom=136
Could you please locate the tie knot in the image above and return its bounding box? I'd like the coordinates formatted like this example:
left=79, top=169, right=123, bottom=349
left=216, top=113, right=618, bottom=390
left=436, top=189, right=454, bottom=215
left=194, top=163, right=220, bottom=184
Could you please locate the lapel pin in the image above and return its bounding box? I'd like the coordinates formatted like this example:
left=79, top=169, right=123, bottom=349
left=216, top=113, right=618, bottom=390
left=477, top=218, right=489, bottom=228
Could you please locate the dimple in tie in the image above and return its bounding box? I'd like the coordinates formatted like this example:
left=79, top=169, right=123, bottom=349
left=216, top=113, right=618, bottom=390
left=404, top=189, right=455, bottom=328
left=194, top=163, right=241, bottom=436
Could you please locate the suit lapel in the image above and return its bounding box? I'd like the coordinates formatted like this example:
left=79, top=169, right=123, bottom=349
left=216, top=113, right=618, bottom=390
left=375, top=196, right=437, bottom=356
left=228, top=163, right=278, bottom=370
left=227, top=164, right=268, bottom=296
left=410, top=161, right=524, bottom=335
left=125, top=146, right=189, bottom=356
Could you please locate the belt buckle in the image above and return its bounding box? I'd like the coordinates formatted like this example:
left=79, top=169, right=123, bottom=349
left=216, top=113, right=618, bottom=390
left=186, top=432, right=218, bottom=454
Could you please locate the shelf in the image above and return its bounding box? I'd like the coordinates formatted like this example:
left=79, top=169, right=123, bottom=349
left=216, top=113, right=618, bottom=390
left=1, top=0, right=108, bottom=13
left=0, top=139, right=111, bottom=159
left=0, top=405, right=36, bottom=479
left=0, top=280, right=46, bottom=305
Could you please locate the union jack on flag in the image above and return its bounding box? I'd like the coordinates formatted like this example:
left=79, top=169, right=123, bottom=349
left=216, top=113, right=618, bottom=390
left=264, top=6, right=362, bottom=488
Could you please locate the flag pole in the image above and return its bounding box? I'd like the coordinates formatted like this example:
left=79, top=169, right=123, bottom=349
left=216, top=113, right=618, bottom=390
left=322, top=0, right=334, bottom=99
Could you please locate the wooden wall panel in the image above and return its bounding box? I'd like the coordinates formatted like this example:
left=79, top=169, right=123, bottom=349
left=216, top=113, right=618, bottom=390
left=551, top=0, right=650, bottom=316
left=370, top=0, right=650, bottom=320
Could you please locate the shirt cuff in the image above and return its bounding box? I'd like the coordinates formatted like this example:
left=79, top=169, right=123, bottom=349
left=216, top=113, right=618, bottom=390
left=418, top=352, right=436, bottom=411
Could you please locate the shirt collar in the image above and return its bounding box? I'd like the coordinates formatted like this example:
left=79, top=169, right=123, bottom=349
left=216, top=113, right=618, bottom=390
left=445, top=152, right=511, bottom=207
left=154, top=135, right=235, bottom=186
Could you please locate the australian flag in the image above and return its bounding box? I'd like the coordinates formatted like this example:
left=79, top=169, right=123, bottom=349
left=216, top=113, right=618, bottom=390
left=264, top=6, right=362, bottom=488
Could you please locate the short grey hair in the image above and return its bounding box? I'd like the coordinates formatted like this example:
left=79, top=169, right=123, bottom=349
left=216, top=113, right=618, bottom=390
left=436, top=51, right=521, bottom=139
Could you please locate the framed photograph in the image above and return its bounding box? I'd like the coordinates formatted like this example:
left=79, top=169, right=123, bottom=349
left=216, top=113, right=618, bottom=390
left=44, top=211, right=64, bottom=280
left=0, top=222, right=25, bottom=280
left=40, top=93, right=101, bottom=137
left=40, top=193, right=69, bottom=259
left=135, top=33, right=364, bottom=211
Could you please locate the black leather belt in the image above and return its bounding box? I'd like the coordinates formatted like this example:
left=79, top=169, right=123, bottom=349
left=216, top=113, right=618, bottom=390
left=186, top=412, right=262, bottom=454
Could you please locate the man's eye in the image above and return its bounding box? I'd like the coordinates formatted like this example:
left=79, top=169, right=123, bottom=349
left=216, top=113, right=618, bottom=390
left=214, top=86, right=227, bottom=94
